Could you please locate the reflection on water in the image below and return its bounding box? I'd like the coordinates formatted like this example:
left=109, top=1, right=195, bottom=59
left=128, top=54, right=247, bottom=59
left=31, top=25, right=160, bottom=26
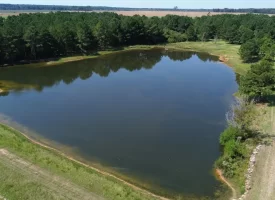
left=0, top=49, right=218, bottom=95
left=0, top=49, right=237, bottom=199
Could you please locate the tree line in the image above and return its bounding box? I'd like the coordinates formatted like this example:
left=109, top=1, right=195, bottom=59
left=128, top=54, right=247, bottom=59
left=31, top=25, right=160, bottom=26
left=0, top=12, right=275, bottom=66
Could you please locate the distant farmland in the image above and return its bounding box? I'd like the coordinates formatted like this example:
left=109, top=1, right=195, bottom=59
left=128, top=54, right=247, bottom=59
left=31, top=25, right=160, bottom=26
left=1, top=10, right=274, bottom=18
left=96, top=10, right=246, bottom=17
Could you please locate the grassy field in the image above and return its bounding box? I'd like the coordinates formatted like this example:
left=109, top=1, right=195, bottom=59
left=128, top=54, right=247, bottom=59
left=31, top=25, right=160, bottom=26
left=163, top=41, right=250, bottom=75
left=0, top=124, right=163, bottom=200
left=0, top=10, right=248, bottom=18
left=1, top=10, right=274, bottom=18
left=0, top=149, right=105, bottom=200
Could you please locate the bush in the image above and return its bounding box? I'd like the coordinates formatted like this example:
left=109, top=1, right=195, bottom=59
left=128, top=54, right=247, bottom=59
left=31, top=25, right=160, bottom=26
left=215, top=156, right=238, bottom=177
left=220, top=126, right=241, bottom=146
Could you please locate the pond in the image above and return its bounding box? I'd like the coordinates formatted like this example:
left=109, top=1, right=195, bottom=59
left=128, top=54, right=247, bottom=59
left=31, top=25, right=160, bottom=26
left=0, top=49, right=238, bottom=198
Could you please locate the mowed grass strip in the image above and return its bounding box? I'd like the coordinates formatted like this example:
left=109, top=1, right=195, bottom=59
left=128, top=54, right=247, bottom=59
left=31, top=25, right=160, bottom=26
left=0, top=124, right=160, bottom=200
left=0, top=149, right=104, bottom=200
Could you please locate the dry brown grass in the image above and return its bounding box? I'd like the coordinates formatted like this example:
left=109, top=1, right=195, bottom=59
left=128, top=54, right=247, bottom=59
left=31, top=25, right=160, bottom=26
left=95, top=11, right=247, bottom=17
left=1, top=10, right=274, bottom=18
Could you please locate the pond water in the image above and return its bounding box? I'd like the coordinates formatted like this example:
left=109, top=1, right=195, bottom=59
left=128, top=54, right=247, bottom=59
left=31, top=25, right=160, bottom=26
left=0, top=49, right=238, bottom=198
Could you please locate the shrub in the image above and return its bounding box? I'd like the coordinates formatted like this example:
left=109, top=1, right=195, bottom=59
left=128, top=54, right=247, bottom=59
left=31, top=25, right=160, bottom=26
left=220, top=126, right=241, bottom=146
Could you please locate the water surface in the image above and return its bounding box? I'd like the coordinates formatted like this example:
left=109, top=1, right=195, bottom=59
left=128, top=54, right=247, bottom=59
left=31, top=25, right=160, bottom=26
left=0, top=49, right=238, bottom=198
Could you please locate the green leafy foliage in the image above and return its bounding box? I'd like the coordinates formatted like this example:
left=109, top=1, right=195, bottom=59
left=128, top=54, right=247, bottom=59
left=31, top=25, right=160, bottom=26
left=216, top=97, right=257, bottom=193
left=0, top=12, right=275, bottom=65
left=220, top=126, right=241, bottom=146
left=239, top=40, right=260, bottom=63
left=240, top=60, right=275, bottom=100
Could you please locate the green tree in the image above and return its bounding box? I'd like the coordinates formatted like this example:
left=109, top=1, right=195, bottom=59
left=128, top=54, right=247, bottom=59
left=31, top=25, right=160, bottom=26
left=186, top=26, right=197, bottom=41
left=93, top=21, right=109, bottom=49
left=239, top=40, right=259, bottom=63
left=39, top=29, right=59, bottom=58
left=239, top=26, right=254, bottom=44
left=259, top=37, right=275, bottom=61
left=0, top=29, right=4, bottom=65
left=23, top=26, right=41, bottom=60
left=76, top=23, right=94, bottom=54
left=240, top=60, right=275, bottom=100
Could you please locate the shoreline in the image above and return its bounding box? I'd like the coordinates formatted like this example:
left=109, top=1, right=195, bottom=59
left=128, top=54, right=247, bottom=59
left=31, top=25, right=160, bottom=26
left=0, top=41, right=250, bottom=74
left=0, top=46, right=156, bottom=69
left=215, top=169, right=237, bottom=200
left=0, top=41, right=254, bottom=199
left=0, top=122, right=171, bottom=200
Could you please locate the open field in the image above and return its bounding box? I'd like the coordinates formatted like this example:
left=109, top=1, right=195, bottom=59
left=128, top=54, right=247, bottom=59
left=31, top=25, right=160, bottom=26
left=1, top=10, right=274, bottom=18
left=162, top=41, right=250, bottom=74
left=0, top=10, right=49, bottom=17
left=0, top=124, right=161, bottom=200
left=95, top=11, right=247, bottom=17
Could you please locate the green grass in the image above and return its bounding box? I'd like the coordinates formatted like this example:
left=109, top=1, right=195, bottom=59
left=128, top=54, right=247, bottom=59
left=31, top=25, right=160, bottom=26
left=162, top=41, right=251, bottom=75
left=16, top=46, right=155, bottom=68
left=0, top=124, right=160, bottom=200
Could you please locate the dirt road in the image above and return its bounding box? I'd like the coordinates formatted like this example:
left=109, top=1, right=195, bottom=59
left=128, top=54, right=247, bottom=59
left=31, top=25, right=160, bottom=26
left=0, top=149, right=105, bottom=200
left=245, top=106, right=275, bottom=200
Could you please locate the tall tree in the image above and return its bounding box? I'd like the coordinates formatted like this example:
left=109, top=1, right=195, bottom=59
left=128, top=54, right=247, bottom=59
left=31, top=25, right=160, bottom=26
left=239, top=40, right=260, bottom=63
left=23, top=26, right=41, bottom=60
left=76, top=23, right=94, bottom=54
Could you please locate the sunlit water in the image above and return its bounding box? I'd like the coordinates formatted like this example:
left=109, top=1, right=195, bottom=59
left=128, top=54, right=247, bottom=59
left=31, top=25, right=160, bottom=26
left=0, top=49, right=238, bottom=198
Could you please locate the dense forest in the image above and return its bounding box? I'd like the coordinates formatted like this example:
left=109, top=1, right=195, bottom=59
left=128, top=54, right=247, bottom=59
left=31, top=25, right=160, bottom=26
left=1, top=4, right=275, bottom=14
left=0, top=12, right=275, bottom=65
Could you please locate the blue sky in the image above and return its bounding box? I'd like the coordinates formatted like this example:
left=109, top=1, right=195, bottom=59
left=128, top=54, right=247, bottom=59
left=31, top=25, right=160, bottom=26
left=2, top=0, right=275, bottom=9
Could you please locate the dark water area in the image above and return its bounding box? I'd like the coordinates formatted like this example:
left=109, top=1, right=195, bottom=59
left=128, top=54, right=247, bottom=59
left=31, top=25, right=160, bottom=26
left=0, top=49, right=238, bottom=198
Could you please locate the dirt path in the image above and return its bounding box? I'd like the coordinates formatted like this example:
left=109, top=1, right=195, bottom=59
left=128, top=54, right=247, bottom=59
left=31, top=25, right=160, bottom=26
left=245, top=106, right=275, bottom=200
left=216, top=169, right=237, bottom=200
left=0, top=149, right=105, bottom=200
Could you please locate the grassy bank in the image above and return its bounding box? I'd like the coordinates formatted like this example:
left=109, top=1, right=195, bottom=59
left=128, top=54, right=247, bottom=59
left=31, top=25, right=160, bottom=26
left=0, top=124, right=164, bottom=200
left=163, top=41, right=250, bottom=75
left=14, top=46, right=155, bottom=68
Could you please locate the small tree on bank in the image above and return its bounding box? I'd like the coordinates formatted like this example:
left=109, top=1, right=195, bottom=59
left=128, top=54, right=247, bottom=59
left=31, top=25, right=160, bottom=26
left=240, top=60, right=275, bottom=101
